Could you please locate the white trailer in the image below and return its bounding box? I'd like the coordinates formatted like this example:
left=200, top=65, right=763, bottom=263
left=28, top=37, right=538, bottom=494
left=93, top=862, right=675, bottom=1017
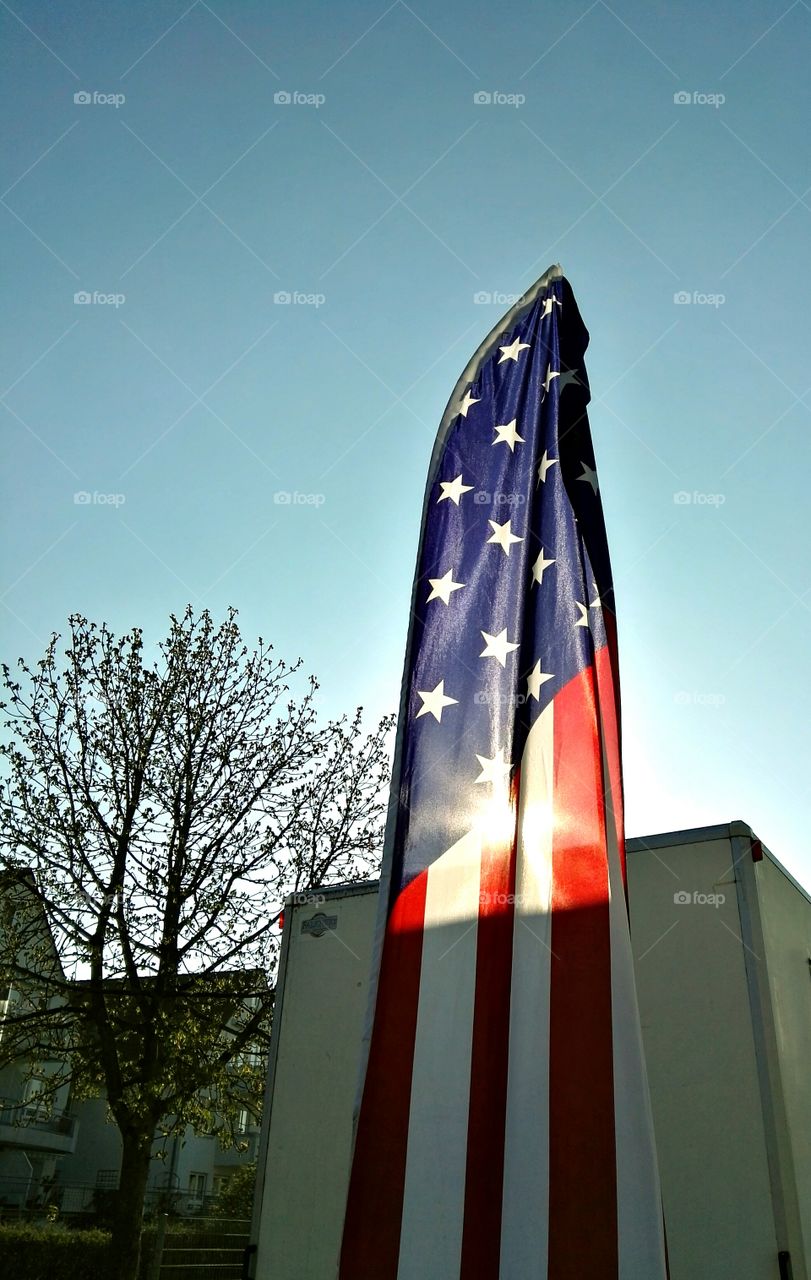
left=250, top=822, right=810, bottom=1280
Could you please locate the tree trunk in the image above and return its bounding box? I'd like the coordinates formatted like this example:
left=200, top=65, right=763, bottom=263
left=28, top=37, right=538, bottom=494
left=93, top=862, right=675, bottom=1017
left=111, top=1129, right=153, bottom=1280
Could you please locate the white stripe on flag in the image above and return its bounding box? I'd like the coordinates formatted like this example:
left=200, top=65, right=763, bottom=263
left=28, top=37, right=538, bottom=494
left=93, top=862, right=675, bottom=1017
left=499, top=702, right=555, bottom=1275
left=397, top=827, right=483, bottom=1280
left=601, top=738, right=668, bottom=1277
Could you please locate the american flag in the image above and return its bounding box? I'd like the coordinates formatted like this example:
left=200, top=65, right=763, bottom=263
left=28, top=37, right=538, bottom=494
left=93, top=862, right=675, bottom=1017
left=339, top=266, right=667, bottom=1279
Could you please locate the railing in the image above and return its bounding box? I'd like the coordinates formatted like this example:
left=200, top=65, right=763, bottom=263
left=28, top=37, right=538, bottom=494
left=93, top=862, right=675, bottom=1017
left=0, top=1189, right=254, bottom=1275
left=148, top=1215, right=252, bottom=1280
left=0, top=1178, right=241, bottom=1220
left=0, top=1096, right=75, bottom=1136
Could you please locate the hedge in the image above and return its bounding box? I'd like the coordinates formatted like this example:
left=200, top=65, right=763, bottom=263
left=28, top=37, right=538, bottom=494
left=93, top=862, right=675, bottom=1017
left=0, top=1224, right=115, bottom=1279
left=0, top=1223, right=167, bottom=1278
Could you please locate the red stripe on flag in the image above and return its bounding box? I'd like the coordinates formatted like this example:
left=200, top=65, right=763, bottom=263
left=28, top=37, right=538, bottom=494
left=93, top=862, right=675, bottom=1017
left=547, top=663, right=618, bottom=1278
left=595, top=624, right=625, bottom=885
left=459, top=810, right=518, bottom=1279
left=339, top=869, right=428, bottom=1279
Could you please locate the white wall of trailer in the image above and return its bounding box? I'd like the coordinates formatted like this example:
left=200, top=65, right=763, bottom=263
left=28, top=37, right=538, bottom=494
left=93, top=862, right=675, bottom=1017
left=740, top=838, right=811, bottom=1270
left=626, top=824, right=809, bottom=1280
left=250, top=825, right=811, bottom=1280
left=251, top=884, right=378, bottom=1280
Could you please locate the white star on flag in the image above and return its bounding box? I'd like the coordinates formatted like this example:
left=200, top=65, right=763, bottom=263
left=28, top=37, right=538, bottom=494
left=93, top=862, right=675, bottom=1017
left=427, top=570, right=465, bottom=605
left=492, top=419, right=525, bottom=451
left=474, top=746, right=512, bottom=786
left=539, top=294, right=562, bottom=318
left=458, top=390, right=480, bottom=417
left=578, top=462, right=599, bottom=494
left=526, top=661, right=554, bottom=700
left=537, top=450, right=557, bottom=484
left=531, top=549, right=556, bottom=586
left=574, top=602, right=590, bottom=628
left=415, top=680, right=458, bottom=723
left=498, top=336, right=531, bottom=363
left=559, top=367, right=581, bottom=393
left=486, top=519, right=523, bottom=556
left=438, top=475, right=474, bottom=505
left=542, top=365, right=560, bottom=394
left=480, top=628, right=520, bottom=667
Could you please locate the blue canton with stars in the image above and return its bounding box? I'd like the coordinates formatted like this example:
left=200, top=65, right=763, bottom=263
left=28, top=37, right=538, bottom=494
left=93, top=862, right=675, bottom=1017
left=389, top=275, right=616, bottom=898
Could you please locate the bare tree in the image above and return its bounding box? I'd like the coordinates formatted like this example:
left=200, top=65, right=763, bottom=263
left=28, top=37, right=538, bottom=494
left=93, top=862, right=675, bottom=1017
left=0, top=607, right=392, bottom=1279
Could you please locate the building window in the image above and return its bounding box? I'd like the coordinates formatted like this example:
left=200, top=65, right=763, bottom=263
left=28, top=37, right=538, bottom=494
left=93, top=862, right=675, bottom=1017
left=212, top=1175, right=228, bottom=1198
left=22, top=1077, right=47, bottom=1121
left=96, top=1170, right=120, bottom=1190
left=188, top=1172, right=206, bottom=1200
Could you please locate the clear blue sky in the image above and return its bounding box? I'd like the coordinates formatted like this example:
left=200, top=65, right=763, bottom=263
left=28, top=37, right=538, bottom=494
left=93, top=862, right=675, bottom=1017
left=2, top=1, right=810, bottom=886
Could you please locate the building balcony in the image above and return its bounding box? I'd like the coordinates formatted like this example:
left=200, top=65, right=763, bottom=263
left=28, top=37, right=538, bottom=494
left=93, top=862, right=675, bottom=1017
left=0, top=1099, right=78, bottom=1155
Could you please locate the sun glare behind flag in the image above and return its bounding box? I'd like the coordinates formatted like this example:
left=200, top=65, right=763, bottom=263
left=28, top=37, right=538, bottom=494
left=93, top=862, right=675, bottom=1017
left=339, top=265, right=667, bottom=1280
